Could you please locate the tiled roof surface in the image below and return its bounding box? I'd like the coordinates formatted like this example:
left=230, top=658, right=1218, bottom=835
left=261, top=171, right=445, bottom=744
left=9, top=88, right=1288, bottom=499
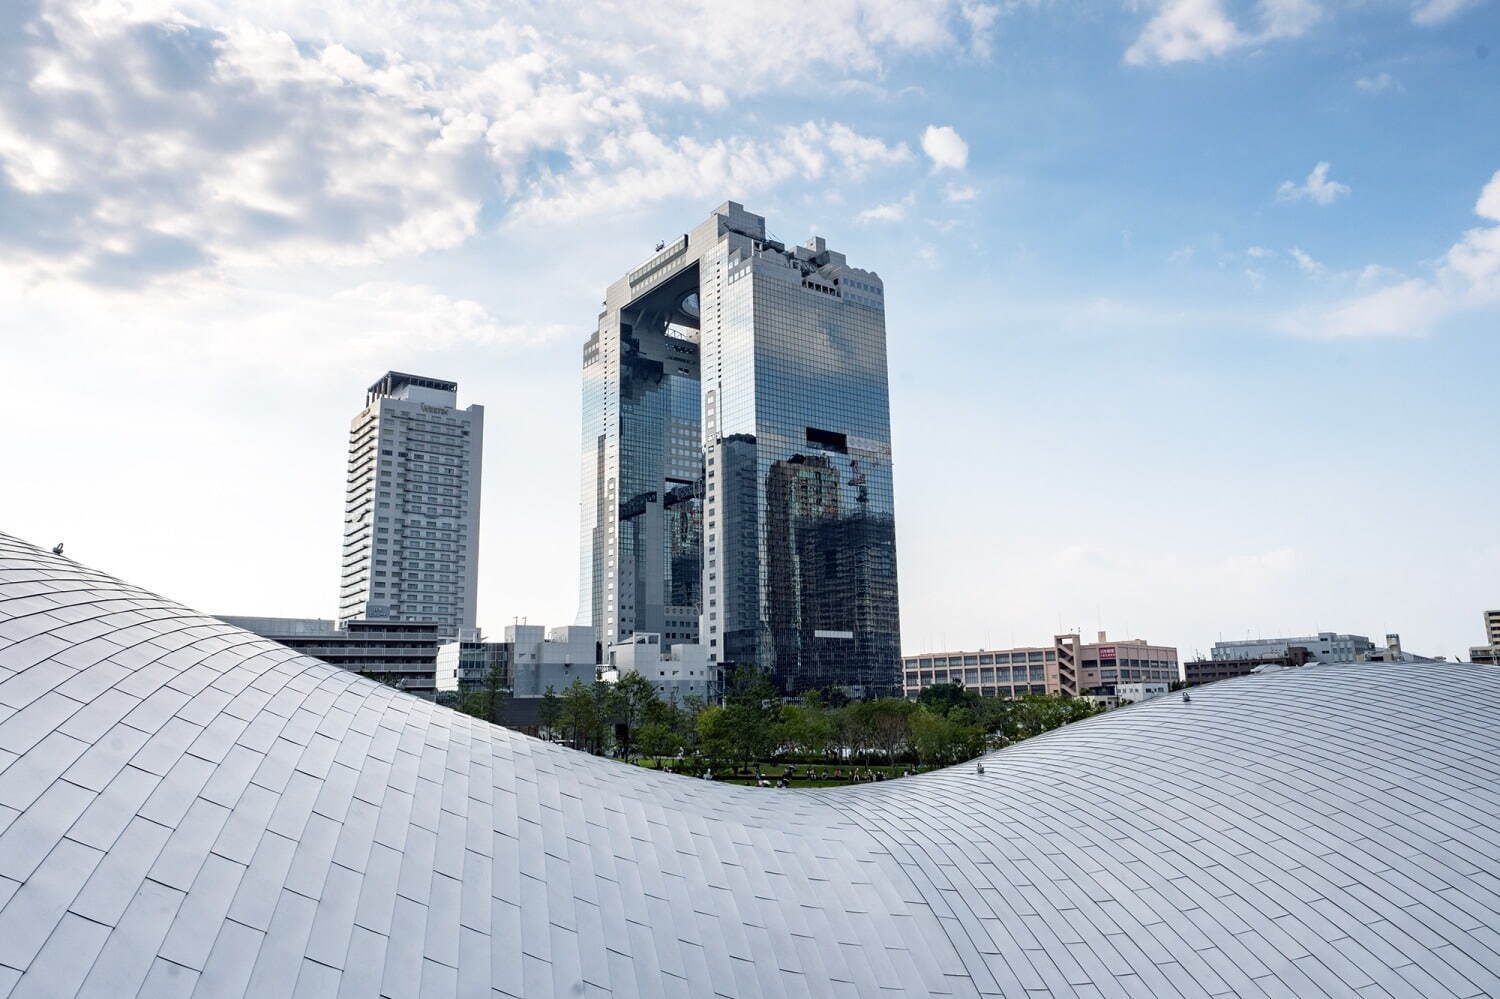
left=0, top=531, right=1497, bottom=997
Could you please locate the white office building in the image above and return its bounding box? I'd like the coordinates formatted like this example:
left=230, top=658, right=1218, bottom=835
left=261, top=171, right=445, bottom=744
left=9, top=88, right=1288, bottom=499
left=509, top=623, right=598, bottom=697
left=338, top=371, right=483, bottom=635
left=1114, top=681, right=1170, bottom=704
left=1212, top=632, right=1375, bottom=663
left=605, top=633, right=718, bottom=704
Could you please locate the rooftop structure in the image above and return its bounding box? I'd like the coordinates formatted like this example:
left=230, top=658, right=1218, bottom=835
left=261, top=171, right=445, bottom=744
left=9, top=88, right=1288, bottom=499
left=3, top=533, right=1499, bottom=998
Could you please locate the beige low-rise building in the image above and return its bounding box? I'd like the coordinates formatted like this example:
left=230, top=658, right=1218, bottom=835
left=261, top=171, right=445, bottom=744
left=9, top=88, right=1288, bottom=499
left=904, top=631, right=1179, bottom=699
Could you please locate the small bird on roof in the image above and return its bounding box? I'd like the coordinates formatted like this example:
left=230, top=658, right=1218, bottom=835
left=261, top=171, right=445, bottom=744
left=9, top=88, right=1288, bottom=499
left=975, top=761, right=985, bottom=775
left=1181, top=691, right=1192, bottom=703
left=52, top=542, right=64, bottom=556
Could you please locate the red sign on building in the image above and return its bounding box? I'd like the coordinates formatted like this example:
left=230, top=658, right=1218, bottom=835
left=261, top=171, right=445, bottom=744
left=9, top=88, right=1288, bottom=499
left=1097, top=646, right=1117, bottom=659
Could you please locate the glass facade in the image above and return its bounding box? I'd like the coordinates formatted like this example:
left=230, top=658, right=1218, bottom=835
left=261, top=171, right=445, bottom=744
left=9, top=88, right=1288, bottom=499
left=581, top=203, right=901, bottom=697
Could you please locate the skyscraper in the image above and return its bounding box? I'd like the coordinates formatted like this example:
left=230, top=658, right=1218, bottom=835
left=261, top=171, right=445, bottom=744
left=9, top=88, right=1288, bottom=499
left=340, top=371, right=483, bottom=634
left=580, top=202, right=900, bottom=696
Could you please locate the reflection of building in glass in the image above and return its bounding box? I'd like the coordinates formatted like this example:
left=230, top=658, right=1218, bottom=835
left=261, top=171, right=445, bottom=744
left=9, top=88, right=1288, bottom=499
left=579, top=244, right=703, bottom=651
left=766, top=457, right=899, bottom=694
left=580, top=202, right=901, bottom=696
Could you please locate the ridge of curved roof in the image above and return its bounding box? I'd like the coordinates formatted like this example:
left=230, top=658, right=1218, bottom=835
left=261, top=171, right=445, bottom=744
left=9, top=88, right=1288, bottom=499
left=0, top=531, right=1496, bottom=997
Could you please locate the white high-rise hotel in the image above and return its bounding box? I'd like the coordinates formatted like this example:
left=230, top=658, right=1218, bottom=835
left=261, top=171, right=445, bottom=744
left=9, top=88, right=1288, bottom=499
left=339, top=372, right=484, bottom=634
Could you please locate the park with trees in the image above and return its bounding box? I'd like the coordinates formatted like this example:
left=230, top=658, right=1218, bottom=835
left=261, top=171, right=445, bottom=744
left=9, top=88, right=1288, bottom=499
left=453, top=666, right=1105, bottom=786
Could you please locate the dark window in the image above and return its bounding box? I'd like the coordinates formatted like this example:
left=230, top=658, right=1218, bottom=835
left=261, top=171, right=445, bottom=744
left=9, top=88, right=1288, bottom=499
left=804, top=427, right=848, bottom=453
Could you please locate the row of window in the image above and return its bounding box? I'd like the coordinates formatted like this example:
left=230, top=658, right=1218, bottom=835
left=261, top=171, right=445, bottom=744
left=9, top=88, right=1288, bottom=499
left=907, top=666, right=1048, bottom=683
left=905, top=651, right=1056, bottom=666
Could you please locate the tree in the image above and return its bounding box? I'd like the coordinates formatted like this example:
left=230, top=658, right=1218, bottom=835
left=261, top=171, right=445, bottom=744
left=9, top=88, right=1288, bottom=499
left=696, top=704, right=734, bottom=766
left=559, top=679, right=610, bottom=754
left=634, top=721, right=679, bottom=764
left=722, top=666, right=777, bottom=768
left=911, top=708, right=984, bottom=766
left=985, top=692, right=1102, bottom=744
left=672, top=696, right=704, bottom=759
left=590, top=680, right=620, bottom=756
left=613, top=672, right=660, bottom=762
left=837, top=701, right=873, bottom=760
left=857, top=699, right=917, bottom=764
left=774, top=692, right=837, bottom=760
left=456, top=663, right=507, bottom=726
left=537, top=687, right=561, bottom=742
left=917, top=681, right=976, bottom=715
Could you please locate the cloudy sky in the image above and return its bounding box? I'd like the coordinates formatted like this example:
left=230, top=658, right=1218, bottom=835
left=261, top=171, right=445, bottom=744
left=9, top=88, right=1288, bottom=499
left=3, top=0, right=1497, bottom=661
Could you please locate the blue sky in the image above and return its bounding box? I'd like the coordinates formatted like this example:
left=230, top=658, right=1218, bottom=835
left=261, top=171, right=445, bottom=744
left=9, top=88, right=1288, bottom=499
left=2, top=0, right=1497, bottom=661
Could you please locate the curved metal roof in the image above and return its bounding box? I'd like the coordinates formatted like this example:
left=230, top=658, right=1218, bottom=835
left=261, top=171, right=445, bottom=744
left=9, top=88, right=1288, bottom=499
left=0, top=531, right=1496, bottom=997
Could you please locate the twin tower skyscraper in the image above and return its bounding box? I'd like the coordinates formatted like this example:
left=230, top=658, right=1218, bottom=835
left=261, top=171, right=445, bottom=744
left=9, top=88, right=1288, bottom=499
left=578, top=202, right=902, bottom=696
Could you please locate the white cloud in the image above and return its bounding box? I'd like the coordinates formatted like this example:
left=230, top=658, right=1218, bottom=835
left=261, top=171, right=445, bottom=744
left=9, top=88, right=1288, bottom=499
left=1247, top=246, right=1275, bottom=258
left=161, top=0, right=992, bottom=98
left=961, top=1, right=1003, bottom=57
left=0, top=271, right=563, bottom=373
left=0, top=5, right=604, bottom=286
left=1477, top=170, right=1500, bottom=221
left=1289, top=247, right=1326, bottom=276
left=0, top=0, right=971, bottom=293
left=514, top=122, right=910, bottom=224
left=1258, top=0, right=1321, bottom=38
left=823, top=123, right=916, bottom=176
left=944, top=182, right=978, bottom=202
left=1125, top=0, right=1242, bottom=65
left=330, top=283, right=570, bottom=350
left=857, top=194, right=916, bottom=223
left=921, top=125, right=969, bottom=172
left=1354, top=263, right=1403, bottom=288
left=1279, top=169, right=1500, bottom=336
left=1124, top=0, right=1321, bottom=66
left=1411, top=0, right=1483, bottom=25
left=1277, top=162, right=1350, bottom=206
left=1355, top=72, right=1402, bottom=94
left=1283, top=278, right=1446, bottom=337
